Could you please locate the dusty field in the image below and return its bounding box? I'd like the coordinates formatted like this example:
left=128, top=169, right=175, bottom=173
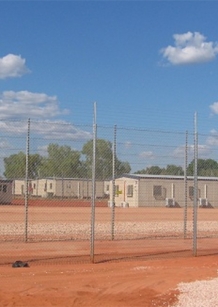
left=1, top=248, right=218, bottom=307
left=1, top=205, right=218, bottom=306
left=11, top=198, right=108, bottom=207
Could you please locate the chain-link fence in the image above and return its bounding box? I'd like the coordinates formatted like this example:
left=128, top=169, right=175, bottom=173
left=0, top=117, right=218, bottom=264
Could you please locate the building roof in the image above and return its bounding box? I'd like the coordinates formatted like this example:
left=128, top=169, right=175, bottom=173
left=118, top=173, right=218, bottom=181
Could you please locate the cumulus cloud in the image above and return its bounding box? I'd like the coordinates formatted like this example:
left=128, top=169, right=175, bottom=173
left=209, top=101, right=218, bottom=114
left=37, top=145, right=49, bottom=156
left=192, top=144, right=212, bottom=158
left=0, top=90, right=69, bottom=120
left=161, top=32, right=218, bottom=65
left=0, top=54, right=30, bottom=79
left=124, top=141, right=132, bottom=149
left=31, top=120, right=92, bottom=140
left=0, top=90, right=92, bottom=145
left=0, top=139, right=11, bottom=149
left=172, top=145, right=187, bottom=158
left=206, top=129, right=218, bottom=146
left=139, top=151, right=155, bottom=159
left=0, top=120, right=91, bottom=140
left=173, top=144, right=211, bottom=159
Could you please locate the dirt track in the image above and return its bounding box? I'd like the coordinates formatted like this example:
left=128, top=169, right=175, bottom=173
left=1, top=206, right=218, bottom=306
left=11, top=198, right=108, bottom=207
left=1, top=253, right=218, bottom=307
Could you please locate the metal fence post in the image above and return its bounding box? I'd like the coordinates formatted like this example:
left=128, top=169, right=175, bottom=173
left=184, top=131, right=188, bottom=239
left=111, top=125, right=117, bottom=240
left=193, top=113, right=198, bottom=256
left=25, top=118, right=30, bottom=242
left=90, top=103, right=97, bottom=263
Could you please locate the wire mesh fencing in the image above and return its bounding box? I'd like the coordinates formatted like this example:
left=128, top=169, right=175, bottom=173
left=0, top=118, right=218, bottom=264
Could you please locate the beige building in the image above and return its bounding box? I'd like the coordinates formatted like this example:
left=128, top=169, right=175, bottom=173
left=109, top=174, right=218, bottom=208
left=14, top=178, right=106, bottom=199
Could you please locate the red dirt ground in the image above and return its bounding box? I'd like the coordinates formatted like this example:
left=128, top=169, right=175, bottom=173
left=1, top=253, right=218, bottom=307
left=1, top=206, right=218, bottom=306
left=11, top=198, right=108, bottom=207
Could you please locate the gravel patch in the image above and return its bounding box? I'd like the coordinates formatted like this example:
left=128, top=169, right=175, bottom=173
left=173, top=277, right=218, bottom=307
left=1, top=221, right=218, bottom=241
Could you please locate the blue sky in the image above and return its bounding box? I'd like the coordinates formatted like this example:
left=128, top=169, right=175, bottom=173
left=1, top=1, right=218, bottom=174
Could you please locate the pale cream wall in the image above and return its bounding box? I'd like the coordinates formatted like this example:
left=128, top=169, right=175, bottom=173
left=14, top=178, right=106, bottom=199
left=110, top=177, right=218, bottom=208
left=14, top=180, right=25, bottom=195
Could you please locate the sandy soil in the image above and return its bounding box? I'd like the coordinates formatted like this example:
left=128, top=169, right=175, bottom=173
left=1, top=253, right=218, bottom=307
left=1, top=205, right=218, bottom=306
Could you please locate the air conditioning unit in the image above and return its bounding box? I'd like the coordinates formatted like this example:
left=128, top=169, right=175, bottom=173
left=121, top=201, right=129, bottom=208
left=165, top=198, right=175, bottom=207
left=108, top=201, right=114, bottom=208
left=199, top=198, right=208, bottom=208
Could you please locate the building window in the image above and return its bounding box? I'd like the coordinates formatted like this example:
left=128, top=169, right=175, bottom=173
left=127, top=185, right=133, bottom=197
left=33, top=183, right=36, bottom=189
left=153, top=185, right=166, bottom=200
left=115, top=185, right=119, bottom=196
left=189, top=186, right=200, bottom=199
left=49, top=183, right=52, bottom=189
left=28, top=183, right=33, bottom=194
left=3, top=185, right=7, bottom=193
left=189, top=186, right=194, bottom=199
left=171, top=183, right=175, bottom=198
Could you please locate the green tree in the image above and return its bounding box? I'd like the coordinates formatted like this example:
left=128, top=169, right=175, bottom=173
left=116, top=161, right=131, bottom=175
left=4, top=152, right=42, bottom=179
left=187, top=158, right=218, bottom=176
left=39, top=144, right=82, bottom=178
left=135, top=164, right=184, bottom=175
left=135, top=166, right=163, bottom=175
left=162, top=164, right=184, bottom=175
left=82, top=139, right=131, bottom=179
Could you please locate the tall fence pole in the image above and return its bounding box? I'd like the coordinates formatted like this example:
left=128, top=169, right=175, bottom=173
left=90, top=102, right=97, bottom=263
left=111, top=125, right=117, bottom=240
left=193, top=112, right=198, bottom=256
left=184, top=131, right=188, bottom=238
left=24, top=118, right=30, bottom=242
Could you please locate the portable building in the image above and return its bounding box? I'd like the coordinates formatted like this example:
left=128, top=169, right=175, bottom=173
left=109, top=174, right=218, bottom=208
left=14, top=178, right=105, bottom=199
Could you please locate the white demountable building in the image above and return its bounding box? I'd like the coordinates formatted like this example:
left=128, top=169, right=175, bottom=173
left=108, top=174, right=218, bottom=208
left=14, top=177, right=106, bottom=199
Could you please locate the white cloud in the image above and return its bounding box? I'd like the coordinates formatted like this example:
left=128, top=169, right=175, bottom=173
left=173, top=144, right=211, bottom=159
left=0, top=139, right=11, bottom=149
left=193, top=144, right=212, bottom=158
left=0, top=54, right=30, bottom=79
left=0, top=90, right=69, bottom=120
left=0, top=120, right=91, bottom=140
left=0, top=90, right=91, bottom=146
left=139, top=151, right=155, bottom=159
left=209, top=101, right=218, bottom=114
left=124, top=141, right=132, bottom=149
left=31, top=120, right=92, bottom=140
left=37, top=145, right=48, bottom=157
left=161, top=32, right=218, bottom=65
left=206, top=129, right=218, bottom=146
left=172, top=145, right=187, bottom=158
